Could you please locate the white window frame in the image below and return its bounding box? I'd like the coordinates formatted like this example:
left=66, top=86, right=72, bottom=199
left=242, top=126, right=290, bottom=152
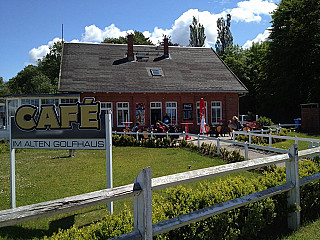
left=150, top=102, right=162, bottom=125
left=211, top=101, right=222, bottom=124
left=117, top=102, right=130, bottom=127
left=165, top=102, right=177, bottom=125
left=60, top=98, right=78, bottom=104
left=196, top=101, right=207, bottom=125
left=101, top=102, right=113, bottom=127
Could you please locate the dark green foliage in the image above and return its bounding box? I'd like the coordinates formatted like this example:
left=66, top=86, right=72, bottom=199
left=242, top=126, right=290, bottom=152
left=189, top=16, right=206, bottom=47
left=215, top=14, right=233, bottom=59
left=8, top=65, right=54, bottom=94
left=0, top=139, right=9, bottom=153
left=224, top=42, right=269, bottom=117
left=47, top=205, right=134, bottom=239
left=265, top=0, right=320, bottom=122
left=256, top=116, right=274, bottom=127
left=102, top=31, right=153, bottom=45
left=0, top=77, right=9, bottom=95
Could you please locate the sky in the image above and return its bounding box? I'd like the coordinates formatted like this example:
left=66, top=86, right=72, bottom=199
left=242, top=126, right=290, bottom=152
left=0, top=0, right=280, bottom=83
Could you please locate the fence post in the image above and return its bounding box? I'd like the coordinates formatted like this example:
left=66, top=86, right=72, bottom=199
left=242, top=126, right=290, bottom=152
left=197, top=134, right=200, bottom=147
left=308, top=141, right=313, bottom=149
left=269, top=132, right=272, bottom=148
left=217, top=137, right=220, bottom=155
left=248, top=131, right=252, bottom=145
left=133, top=167, right=152, bottom=239
left=166, top=132, right=169, bottom=140
left=183, top=131, right=186, bottom=140
left=136, top=132, right=139, bottom=141
left=151, top=131, right=154, bottom=139
left=295, top=135, right=298, bottom=145
left=245, top=141, right=249, bottom=161
left=286, top=144, right=301, bottom=231
left=232, top=130, right=235, bottom=141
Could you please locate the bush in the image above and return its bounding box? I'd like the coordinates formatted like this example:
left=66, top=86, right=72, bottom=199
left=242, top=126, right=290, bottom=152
left=257, top=116, right=274, bottom=127
left=0, top=140, right=9, bottom=153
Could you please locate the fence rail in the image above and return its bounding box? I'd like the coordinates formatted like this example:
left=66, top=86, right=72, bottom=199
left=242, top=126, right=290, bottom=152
left=1, top=146, right=320, bottom=239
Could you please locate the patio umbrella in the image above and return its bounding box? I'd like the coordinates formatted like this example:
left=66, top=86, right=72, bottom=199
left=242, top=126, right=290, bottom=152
left=200, top=98, right=206, bottom=133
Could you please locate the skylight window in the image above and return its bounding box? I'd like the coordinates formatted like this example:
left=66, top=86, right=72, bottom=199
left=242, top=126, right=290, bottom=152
left=150, top=69, right=162, bottom=76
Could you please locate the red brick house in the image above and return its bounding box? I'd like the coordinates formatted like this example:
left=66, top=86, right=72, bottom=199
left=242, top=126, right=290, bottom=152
left=58, top=36, right=247, bottom=132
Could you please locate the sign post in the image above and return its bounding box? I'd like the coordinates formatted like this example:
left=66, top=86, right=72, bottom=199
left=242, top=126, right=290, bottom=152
left=9, top=117, right=16, bottom=208
left=9, top=98, right=113, bottom=213
left=106, top=110, right=113, bottom=214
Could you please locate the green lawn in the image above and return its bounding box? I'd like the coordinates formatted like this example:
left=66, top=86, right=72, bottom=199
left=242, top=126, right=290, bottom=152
left=273, top=131, right=320, bottom=150
left=0, top=146, right=258, bottom=239
left=280, top=218, right=320, bottom=240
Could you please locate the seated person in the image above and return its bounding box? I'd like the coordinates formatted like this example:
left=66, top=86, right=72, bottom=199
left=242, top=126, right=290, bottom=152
left=132, top=122, right=140, bottom=132
left=228, top=116, right=242, bottom=131
left=163, top=114, right=170, bottom=124
left=153, top=121, right=166, bottom=133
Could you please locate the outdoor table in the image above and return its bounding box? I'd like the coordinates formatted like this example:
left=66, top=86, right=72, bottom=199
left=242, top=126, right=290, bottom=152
left=181, top=122, right=193, bottom=140
left=122, top=122, right=133, bottom=130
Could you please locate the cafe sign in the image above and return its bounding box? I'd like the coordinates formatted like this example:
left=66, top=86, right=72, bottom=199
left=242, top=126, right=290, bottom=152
left=9, top=97, right=114, bottom=210
left=11, top=98, right=106, bottom=149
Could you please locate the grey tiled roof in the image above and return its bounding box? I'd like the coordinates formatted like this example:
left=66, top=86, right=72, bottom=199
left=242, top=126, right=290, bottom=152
left=59, top=43, right=248, bottom=93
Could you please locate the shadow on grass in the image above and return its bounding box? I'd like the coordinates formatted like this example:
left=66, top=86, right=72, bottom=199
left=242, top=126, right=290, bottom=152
left=0, top=215, right=75, bottom=239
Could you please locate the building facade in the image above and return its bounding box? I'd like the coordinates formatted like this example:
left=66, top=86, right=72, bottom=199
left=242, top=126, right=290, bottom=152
left=59, top=36, right=247, bottom=133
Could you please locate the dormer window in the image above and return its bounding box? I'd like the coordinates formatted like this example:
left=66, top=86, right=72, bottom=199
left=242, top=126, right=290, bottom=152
left=150, top=69, right=162, bottom=76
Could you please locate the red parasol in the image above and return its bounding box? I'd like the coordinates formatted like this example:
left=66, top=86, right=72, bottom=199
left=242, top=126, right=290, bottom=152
left=200, top=98, right=206, bottom=133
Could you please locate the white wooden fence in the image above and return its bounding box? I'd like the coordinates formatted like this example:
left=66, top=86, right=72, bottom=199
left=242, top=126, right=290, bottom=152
left=1, top=145, right=320, bottom=239
left=232, top=130, right=320, bottom=149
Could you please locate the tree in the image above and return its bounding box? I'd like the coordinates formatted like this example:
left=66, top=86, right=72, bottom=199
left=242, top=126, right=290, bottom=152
left=189, top=16, right=206, bottom=47
left=224, top=42, right=270, bottom=117
left=8, top=65, right=53, bottom=94
left=266, top=0, right=320, bottom=122
left=38, top=41, right=63, bottom=93
left=215, top=14, right=233, bottom=59
left=0, top=77, right=9, bottom=95
left=102, top=31, right=153, bottom=45
left=157, top=35, right=179, bottom=46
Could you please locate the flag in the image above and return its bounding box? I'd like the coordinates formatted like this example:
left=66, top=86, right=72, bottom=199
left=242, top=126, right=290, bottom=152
left=200, top=98, right=206, bottom=133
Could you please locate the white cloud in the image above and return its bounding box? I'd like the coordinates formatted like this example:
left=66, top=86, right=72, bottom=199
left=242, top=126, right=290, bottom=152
left=28, top=37, right=61, bottom=65
left=229, top=0, right=278, bottom=22
left=243, top=28, right=271, bottom=48
left=81, top=24, right=133, bottom=42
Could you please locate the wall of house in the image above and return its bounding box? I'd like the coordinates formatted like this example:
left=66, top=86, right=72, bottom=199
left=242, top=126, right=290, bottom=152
left=81, top=92, right=239, bottom=133
left=301, top=103, right=320, bottom=133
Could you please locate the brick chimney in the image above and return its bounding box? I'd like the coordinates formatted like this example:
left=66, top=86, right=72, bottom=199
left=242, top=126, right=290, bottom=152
left=164, top=37, right=169, bottom=58
left=127, top=34, right=134, bottom=61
